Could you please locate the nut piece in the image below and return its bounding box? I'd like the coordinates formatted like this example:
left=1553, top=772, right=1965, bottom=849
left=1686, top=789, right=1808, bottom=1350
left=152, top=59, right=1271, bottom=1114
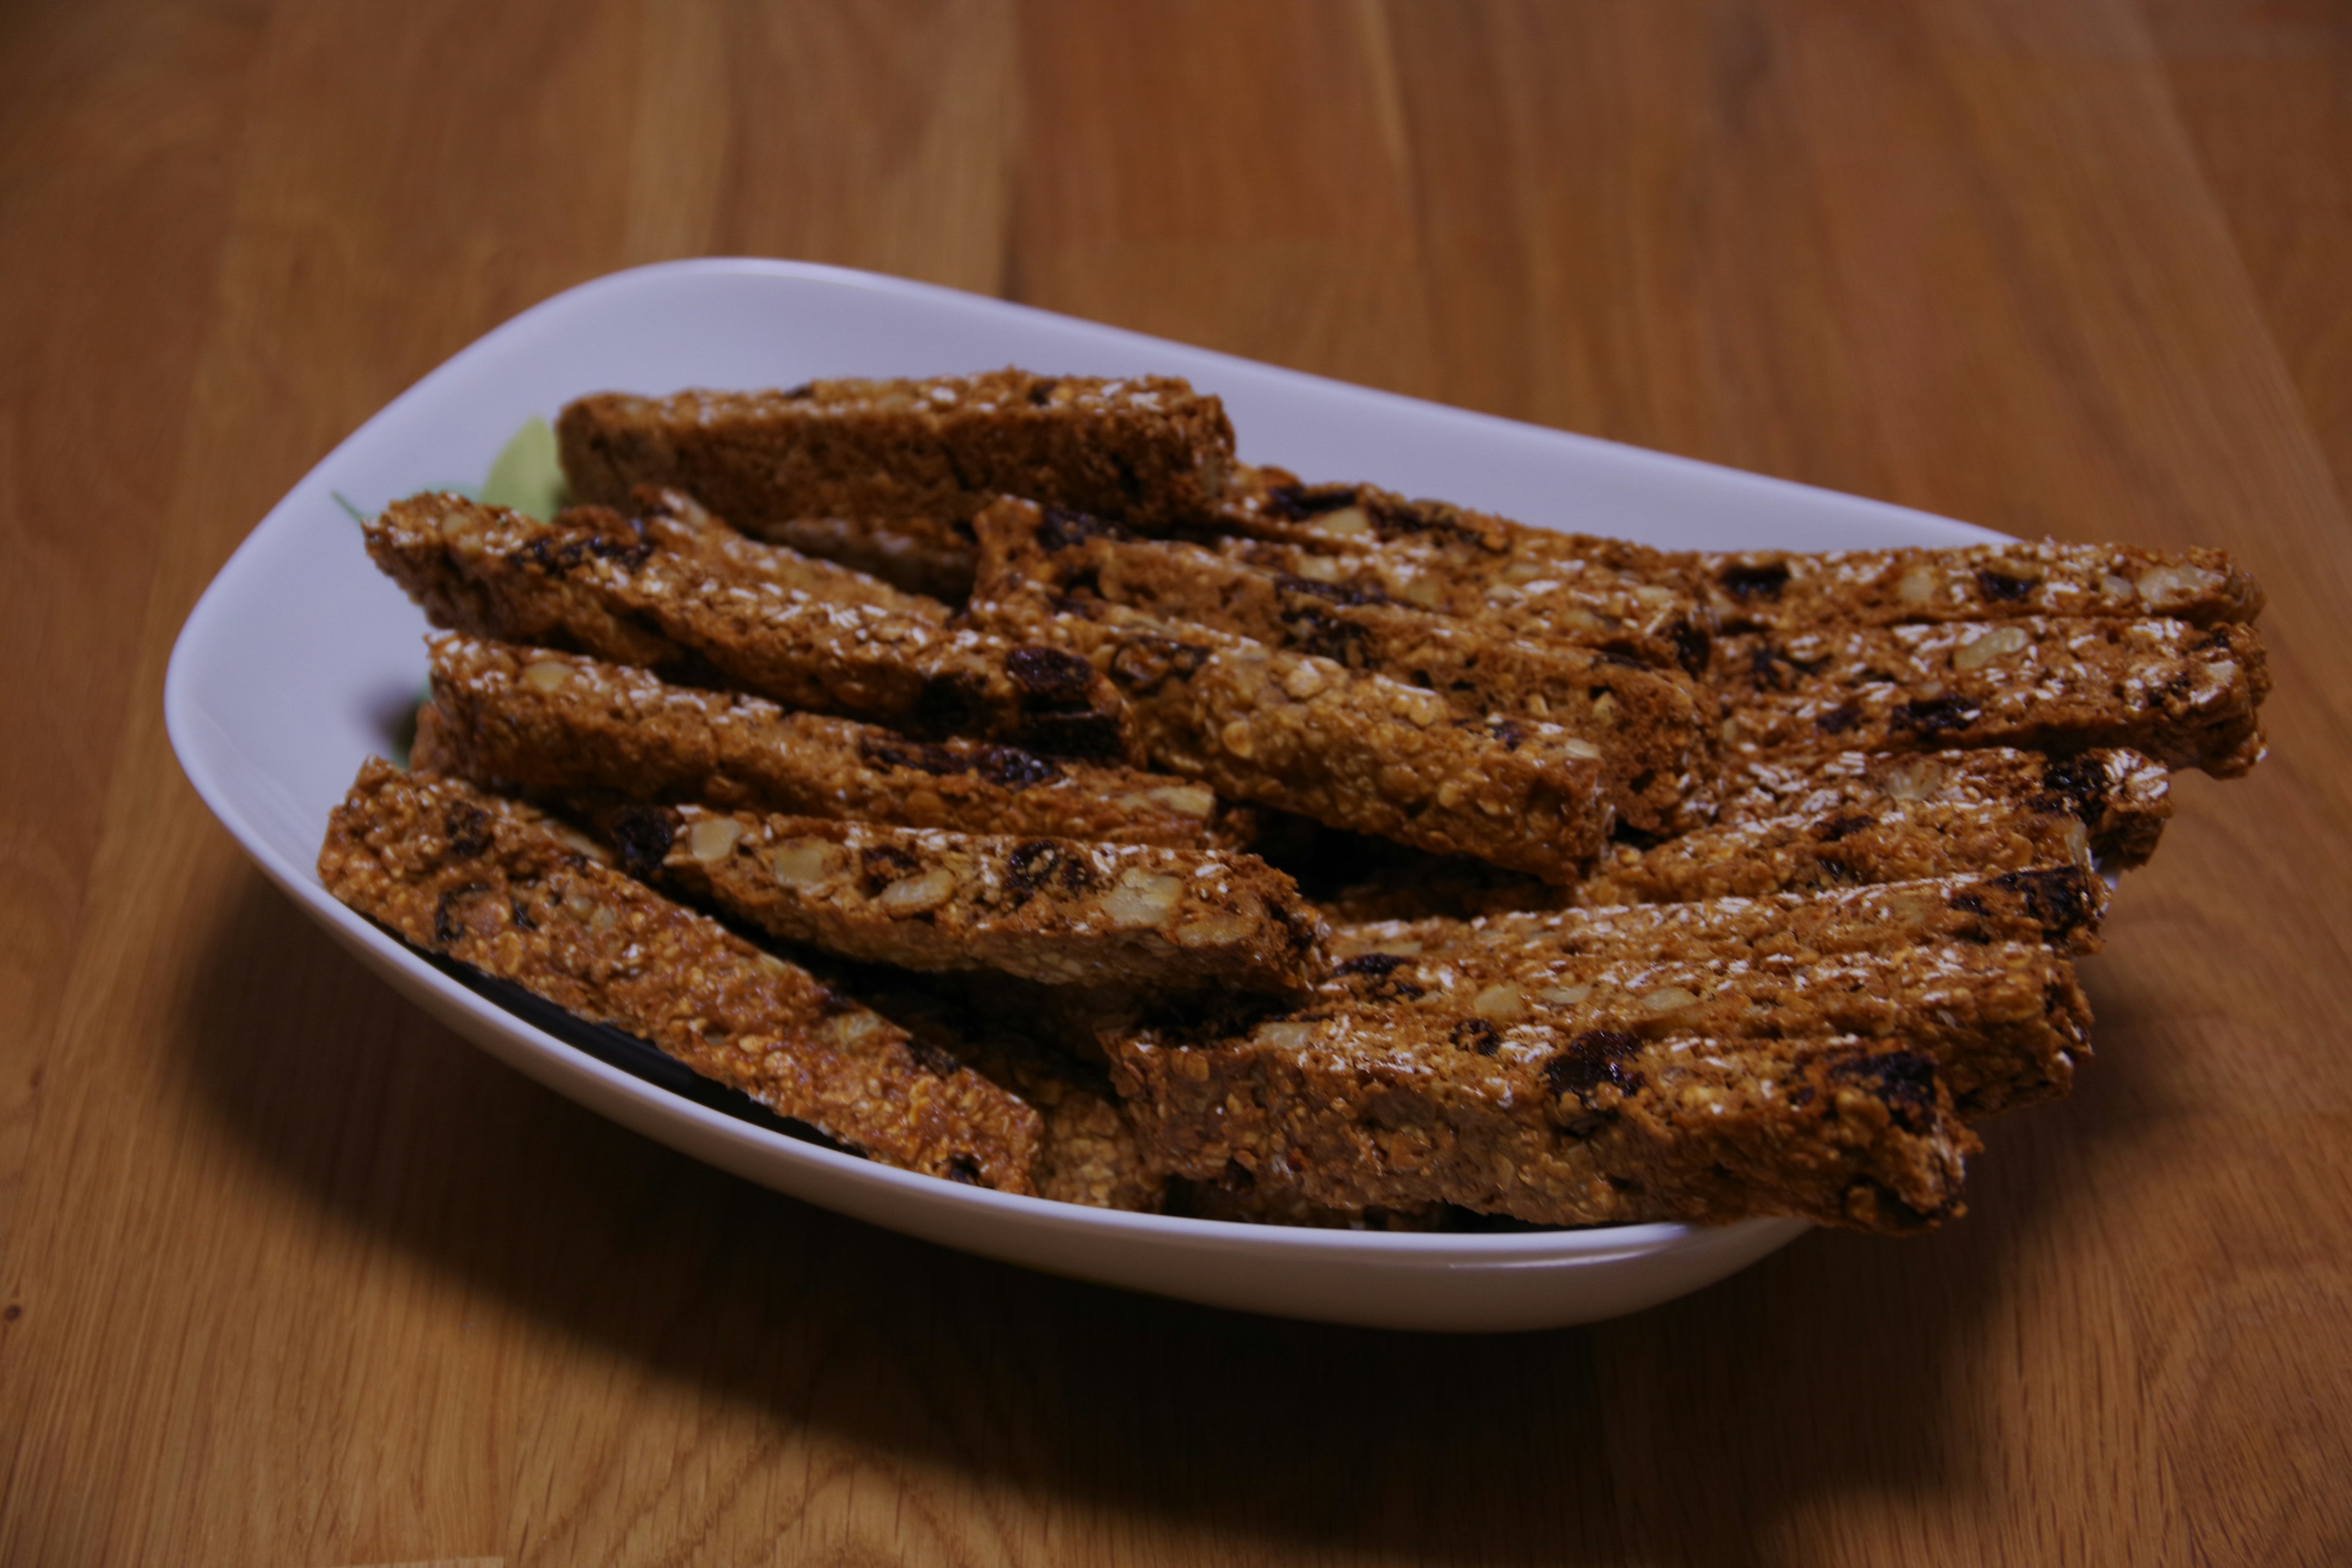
left=1951, top=624, right=2030, bottom=671
left=769, top=838, right=836, bottom=886
left=875, top=867, right=959, bottom=916
left=1103, top=868, right=1184, bottom=929
left=1472, top=982, right=1528, bottom=1022
left=687, top=815, right=744, bottom=864
left=522, top=659, right=574, bottom=692
left=1640, top=985, right=1700, bottom=1012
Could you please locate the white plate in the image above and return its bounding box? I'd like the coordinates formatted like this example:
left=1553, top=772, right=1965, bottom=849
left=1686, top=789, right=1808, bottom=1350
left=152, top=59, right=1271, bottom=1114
left=165, top=259, right=2009, bottom=1332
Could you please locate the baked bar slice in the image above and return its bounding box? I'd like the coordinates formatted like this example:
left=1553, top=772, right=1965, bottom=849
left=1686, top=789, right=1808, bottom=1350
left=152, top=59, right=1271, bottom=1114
left=849, top=980, right=1169, bottom=1212
left=413, top=635, right=1240, bottom=850
left=1717, top=745, right=2171, bottom=869
left=978, top=499, right=1714, bottom=836
left=1215, top=473, right=1709, bottom=670
left=971, top=583, right=1615, bottom=884
left=368, top=493, right=1130, bottom=758
left=639, top=806, right=1327, bottom=996
left=1223, top=474, right=2261, bottom=635
left=317, top=760, right=1041, bottom=1189
left=1308, top=927, right=2087, bottom=1115
left=556, top=372, right=1238, bottom=598
left=1577, top=795, right=2093, bottom=908
left=1110, top=1021, right=1976, bottom=1232
left=1714, top=617, right=2267, bottom=777
left=1686, top=540, right=2264, bottom=633
left=1337, top=865, right=2109, bottom=966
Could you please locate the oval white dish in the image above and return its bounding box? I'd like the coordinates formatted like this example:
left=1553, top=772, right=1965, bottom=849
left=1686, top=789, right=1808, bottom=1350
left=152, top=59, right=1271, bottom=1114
left=165, top=258, right=2008, bottom=1332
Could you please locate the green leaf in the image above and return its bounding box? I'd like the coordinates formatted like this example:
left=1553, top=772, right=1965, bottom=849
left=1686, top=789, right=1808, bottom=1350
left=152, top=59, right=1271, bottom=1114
left=482, top=415, right=567, bottom=521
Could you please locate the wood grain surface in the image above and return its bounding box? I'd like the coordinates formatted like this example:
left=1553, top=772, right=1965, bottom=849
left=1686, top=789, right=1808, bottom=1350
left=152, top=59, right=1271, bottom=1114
left=5, top=2, right=2350, bottom=1562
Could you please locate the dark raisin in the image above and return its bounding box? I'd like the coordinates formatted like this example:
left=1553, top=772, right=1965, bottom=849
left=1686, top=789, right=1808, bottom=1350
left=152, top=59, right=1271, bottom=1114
left=1489, top=718, right=1527, bottom=751
left=1336, top=953, right=1408, bottom=978
left=1827, top=1049, right=1940, bottom=1133
left=1894, top=695, right=1980, bottom=736
left=2038, top=752, right=2111, bottom=827
left=1450, top=1018, right=1502, bottom=1055
left=859, top=844, right=922, bottom=894
left=1811, top=811, right=1875, bottom=843
left=1991, top=865, right=2097, bottom=942
left=1542, top=1030, right=1642, bottom=1097
left=431, top=882, right=492, bottom=947
left=906, top=1038, right=963, bottom=1078
left=1219, top=1158, right=1257, bottom=1191
left=1719, top=560, right=1791, bottom=599
left=1670, top=621, right=1711, bottom=675
left=909, top=674, right=989, bottom=737
left=1975, top=568, right=2038, bottom=601
left=1006, top=646, right=1098, bottom=710
left=944, top=1154, right=984, bottom=1184
left=1275, top=572, right=1387, bottom=608
left=1280, top=604, right=1369, bottom=665
left=510, top=898, right=537, bottom=930
left=781, top=382, right=815, bottom=399
left=442, top=802, right=492, bottom=859
left=1815, top=703, right=1865, bottom=735
left=1027, top=377, right=1059, bottom=406
left=974, top=745, right=1059, bottom=790
left=608, top=806, right=677, bottom=878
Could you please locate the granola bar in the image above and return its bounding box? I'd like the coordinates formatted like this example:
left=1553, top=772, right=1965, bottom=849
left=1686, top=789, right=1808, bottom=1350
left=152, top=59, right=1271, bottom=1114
left=1110, top=1021, right=1976, bottom=1231
left=1714, top=617, right=2268, bottom=776
left=971, top=577, right=1615, bottom=883
left=1222, top=473, right=2261, bottom=635
left=1337, top=865, right=2109, bottom=967
left=1215, top=476, right=1709, bottom=670
left=639, top=806, right=1326, bottom=995
left=979, top=500, right=1715, bottom=836
left=415, top=635, right=1239, bottom=850
left=1716, top=746, right=2172, bottom=869
left=850, top=981, right=1169, bottom=1211
left=556, top=372, right=1239, bottom=597
left=1686, top=540, right=2264, bottom=633
left=368, top=493, right=1129, bottom=758
left=317, top=760, right=1041, bottom=1189
left=1577, top=796, right=2093, bottom=908
left=1306, top=927, right=2087, bottom=1114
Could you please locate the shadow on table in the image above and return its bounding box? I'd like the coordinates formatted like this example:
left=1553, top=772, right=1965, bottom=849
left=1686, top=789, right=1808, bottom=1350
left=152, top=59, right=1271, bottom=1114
left=173, top=867, right=2124, bottom=1563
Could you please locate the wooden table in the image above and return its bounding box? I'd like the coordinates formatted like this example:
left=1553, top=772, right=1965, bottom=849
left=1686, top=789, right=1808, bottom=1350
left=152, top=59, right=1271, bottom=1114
left=6, top=2, right=2348, bottom=1562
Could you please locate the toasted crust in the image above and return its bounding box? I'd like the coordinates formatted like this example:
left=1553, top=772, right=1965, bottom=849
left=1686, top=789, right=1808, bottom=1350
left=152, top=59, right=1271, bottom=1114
left=973, top=604, right=1615, bottom=883
left=1717, top=746, right=2173, bottom=869
left=415, top=635, right=1240, bottom=848
left=1579, top=796, right=2093, bottom=908
left=369, top=493, right=1131, bottom=758
left=978, top=500, right=1715, bottom=835
left=1713, top=617, right=2268, bottom=777
left=556, top=372, right=1238, bottom=597
left=1338, top=867, right=2110, bottom=967
left=643, top=807, right=1327, bottom=995
left=1219, top=473, right=2261, bottom=634
left=1112, top=1023, right=1976, bottom=1232
left=1306, top=927, right=2087, bottom=1115
left=1686, top=540, right=2264, bottom=632
left=316, top=761, right=1042, bottom=1189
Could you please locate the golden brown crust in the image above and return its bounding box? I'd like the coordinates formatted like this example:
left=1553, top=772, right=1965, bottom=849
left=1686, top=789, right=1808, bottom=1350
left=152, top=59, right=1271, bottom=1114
left=978, top=501, right=1716, bottom=836
left=974, top=505, right=1617, bottom=883
left=1686, top=540, right=2265, bottom=632
left=1111, top=1023, right=1976, bottom=1232
left=556, top=372, right=1238, bottom=598
left=1716, top=746, right=2173, bottom=869
left=1578, top=796, right=2093, bottom=908
left=369, top=494, right=1131, bottom=759
left=1713, top=617, right=2268, bottom=777
left=1338, top=865, right=2110, bottom=966
left=417, top=635, right=1243, bottom=848
left=316, top=761, right=1042, bottom=1189
left=645, top=807, right=1327, bottom=996
left=1307, top=927, right=2087, bottom=1115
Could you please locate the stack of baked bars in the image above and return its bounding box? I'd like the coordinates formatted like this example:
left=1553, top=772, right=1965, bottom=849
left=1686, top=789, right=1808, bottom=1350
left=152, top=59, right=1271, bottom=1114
left=318, top=371, right=2267, bottom=1234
